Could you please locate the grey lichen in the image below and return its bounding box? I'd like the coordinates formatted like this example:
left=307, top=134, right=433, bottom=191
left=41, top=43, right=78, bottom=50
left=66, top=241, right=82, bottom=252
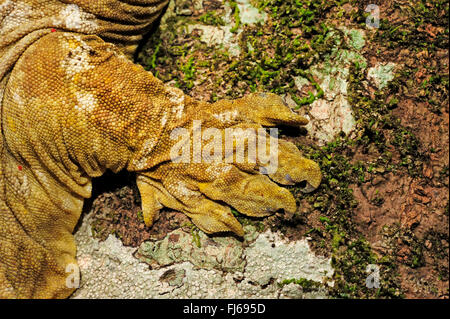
left=73, top=210, right=333, bottom=298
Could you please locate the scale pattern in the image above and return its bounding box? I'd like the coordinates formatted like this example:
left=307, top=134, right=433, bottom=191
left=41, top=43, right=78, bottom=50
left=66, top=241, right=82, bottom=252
left=0, top=0, right=321, bottom=298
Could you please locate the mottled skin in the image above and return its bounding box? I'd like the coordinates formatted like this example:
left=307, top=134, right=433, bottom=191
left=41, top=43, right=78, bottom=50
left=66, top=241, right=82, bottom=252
left=0, top=0, right=321, bottom=298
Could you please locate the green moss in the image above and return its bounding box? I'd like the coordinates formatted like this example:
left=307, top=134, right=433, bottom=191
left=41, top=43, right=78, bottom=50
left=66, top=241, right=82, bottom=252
left=135, top=0, right=447, bottom=299
left=177, top=56, right=197, bottom=90
left=199, top=11, right=226, bottom=26
left=297, top=31, right=444, bottom=293
left=280, top=277, right=322, bottom=292
left=191, top=227, right=202, bottom=248
left=348, top=62, right=426, bottom=178
left=374, top=0, right=448, bottom=51
left=138, top=0, right=342, bottom=104
left=292, top=114, right=405, bottom=298
left=219, top=1, right=337, bottom=102
left=228, top=0, right=241, bottom=33
left=137, top=210, right=144, bottom=222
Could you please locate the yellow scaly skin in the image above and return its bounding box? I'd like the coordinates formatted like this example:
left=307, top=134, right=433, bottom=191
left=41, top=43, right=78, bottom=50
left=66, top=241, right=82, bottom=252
left=0, top=0, right=321, bottom=298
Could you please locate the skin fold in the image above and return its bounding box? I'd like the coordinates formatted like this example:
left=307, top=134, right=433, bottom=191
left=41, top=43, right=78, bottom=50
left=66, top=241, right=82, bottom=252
left=0, top=0, right=321, bottom=298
